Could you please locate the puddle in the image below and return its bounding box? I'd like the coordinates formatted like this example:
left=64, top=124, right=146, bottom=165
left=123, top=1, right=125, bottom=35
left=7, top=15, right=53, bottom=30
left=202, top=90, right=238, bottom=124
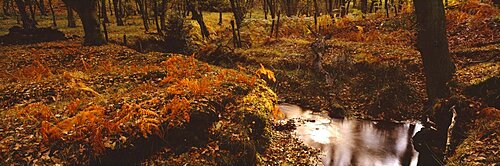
left=278, top=104, right=423, bottom=166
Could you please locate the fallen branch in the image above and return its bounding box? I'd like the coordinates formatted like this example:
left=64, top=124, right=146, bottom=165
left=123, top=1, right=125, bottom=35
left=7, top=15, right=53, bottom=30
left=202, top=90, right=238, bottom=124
left=444, top=105, right=457, bottom=160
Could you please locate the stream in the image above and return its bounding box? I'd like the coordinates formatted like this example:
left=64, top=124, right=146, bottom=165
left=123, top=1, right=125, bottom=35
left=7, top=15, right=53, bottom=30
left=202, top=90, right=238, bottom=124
left=278, top=104, right=424, bottom=166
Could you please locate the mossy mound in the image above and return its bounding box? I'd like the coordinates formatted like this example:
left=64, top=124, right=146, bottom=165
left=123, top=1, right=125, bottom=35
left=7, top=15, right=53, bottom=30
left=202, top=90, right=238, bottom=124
left=0, top=26, right=66, bottom=45
left=0, top=53, right=282, bottom=165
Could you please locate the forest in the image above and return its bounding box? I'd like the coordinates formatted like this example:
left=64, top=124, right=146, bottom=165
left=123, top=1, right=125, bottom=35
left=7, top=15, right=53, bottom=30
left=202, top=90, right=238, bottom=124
left=0, top=0, right=498, bottom=165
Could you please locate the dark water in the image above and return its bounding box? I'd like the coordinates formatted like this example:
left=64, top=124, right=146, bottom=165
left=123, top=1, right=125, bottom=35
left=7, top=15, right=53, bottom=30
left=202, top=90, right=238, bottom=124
left=279, top=104, right=423, bottom=166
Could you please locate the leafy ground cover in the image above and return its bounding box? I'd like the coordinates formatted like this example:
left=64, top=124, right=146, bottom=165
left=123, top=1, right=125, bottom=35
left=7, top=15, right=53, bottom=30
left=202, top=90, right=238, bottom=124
left=0, top=0, right=498, bottom=165
left=0, top=40, right=320, bottom=165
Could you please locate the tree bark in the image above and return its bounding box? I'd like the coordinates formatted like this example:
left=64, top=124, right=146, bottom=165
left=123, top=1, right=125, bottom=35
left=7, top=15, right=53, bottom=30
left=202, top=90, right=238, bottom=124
left=36, top=0, right=47, bottom=16
left=3, top=0, right=11, bottom=16
left=340, top=0, right=346, bottom=17
left=186, top=0, right=210, bottom=39
left=369, top=0, right=375, bottom=12
left=136, top=0, right=149, bottom=31
left=67, top=6, right=76, bottom=27
left=263, top=0, right=268, bottom=19
left=102, top=0, right=109, bottom=41
left=153, top=0, right=161, bottom=34
left=108, top=0, right=113, bottom=15
left=159, top=0, right=167, bottom=30
left=27, top=0, right=37, bottom=25
left=218, top=9, right=222, bottom=25
left=384, top=0, right=389, bottom=17
left=102, top=0, right=109, bottom=23
left=413, top=0, right=455, bottom=101
left=306, top=0, right=310, bottom=17
left=15, top=0, right=36, bottom=29
left=48, top=0, right=56, bottom=27
left=63, top=0, right=107, bottom=45
left=231, top=20, right=238, bottom=47
left=229, top=0, right=245, bottom=43
left=229, top=0, right=244, bottom=29
left=361, top=0, right=367, bottom=14
left=113, top=0, right=124, bottom=25
left=266, top=0, right=276, bottom=36
left=313, top=0, right=318, bottom=30
left=327, top=0, right=333, bottom=15
left=275, top=9, right=280, bottom=38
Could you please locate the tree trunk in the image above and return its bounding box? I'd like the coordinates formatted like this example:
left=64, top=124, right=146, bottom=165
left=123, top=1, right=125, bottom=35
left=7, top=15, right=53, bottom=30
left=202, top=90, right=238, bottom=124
left=369, top=0, right=375, bottom=12
left=101, top=0, right=109, bottom=41
left=313, top=0, right=318, bottom=30
left=346, top=0, right=351, bottom=14
left=3, top=0, right=11, bottom=16
left=231, top=20, right=238, bottom=47
left=218, top=9, right=222, bottom=25
left=67, top=6, right=76, bottom=27
left=306, top=0, right=310, bottom=17
left=48, top=0, right=56, bottom=27
left=113, top=0, right=124, bottom=25
left=144, top=0, right=149, bottom=25
left=361, top=0, right=367, bottom=14
left=15, top=0, right=36, bottom=29
left=63, top=0, right=107, bottom=45
left=36, top=0, right=47, bottom=16
left=27, top=0, right=37, bottom=25
left=153, top=0, right=161, bottom=34
left=340, top=0, right=346, bottom=17
left=108, top=0, right=113, bottom=15
left=384, top=0, right=388, bottom=17
left=266, top=0, right=276, bottom=36
left=186, top=0, right=209, bottom=39
left=275, top=9, right=280, bottom=38
left=413, top=0, right=455, bottom=101
left=327, top=0, right=333, bottom=15
left=263, top=0, right=268, bottom=19
left=136, top=0, right=149, bottom=31
left=229, top=0, right=244, bottom=43
left=229, top=0, right=244, bottom=29
left=159, top=0, right=167, bottom=30
left=102, top=0, right=109, bottom=23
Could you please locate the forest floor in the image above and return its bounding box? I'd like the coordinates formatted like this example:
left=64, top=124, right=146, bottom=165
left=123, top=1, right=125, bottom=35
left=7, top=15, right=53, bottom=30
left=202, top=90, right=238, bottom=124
left=0, top=0, right=499, bottom=165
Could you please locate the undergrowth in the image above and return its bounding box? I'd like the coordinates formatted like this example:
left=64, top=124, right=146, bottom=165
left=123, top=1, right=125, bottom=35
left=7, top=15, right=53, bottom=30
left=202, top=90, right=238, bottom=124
left=9, top=55, right=280, bottom=159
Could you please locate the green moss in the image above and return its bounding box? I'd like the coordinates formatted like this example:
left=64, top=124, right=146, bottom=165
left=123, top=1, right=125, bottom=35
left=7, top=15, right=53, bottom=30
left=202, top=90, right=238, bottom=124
left=213, top=121, right=257, bottom=166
